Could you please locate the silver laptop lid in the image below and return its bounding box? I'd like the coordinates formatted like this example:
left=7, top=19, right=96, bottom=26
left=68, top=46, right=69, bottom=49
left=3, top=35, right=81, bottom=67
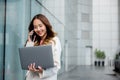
left=19, top=45, right=54, bottom=70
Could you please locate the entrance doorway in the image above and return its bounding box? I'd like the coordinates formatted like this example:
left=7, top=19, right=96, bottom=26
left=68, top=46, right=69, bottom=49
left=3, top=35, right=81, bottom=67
left=85, top=46, right=92, bottom=65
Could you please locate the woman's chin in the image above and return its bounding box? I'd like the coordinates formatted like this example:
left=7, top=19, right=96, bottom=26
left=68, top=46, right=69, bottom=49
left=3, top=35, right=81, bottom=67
left=38, top=33, right=47, bottom=38
left=37, top=34, right=42, bottom=37
left=39, top=35, right=44, bottom=37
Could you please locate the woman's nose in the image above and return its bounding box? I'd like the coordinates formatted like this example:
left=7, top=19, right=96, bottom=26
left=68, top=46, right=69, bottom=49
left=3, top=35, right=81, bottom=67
left=37, top=26, right=41, bottom=30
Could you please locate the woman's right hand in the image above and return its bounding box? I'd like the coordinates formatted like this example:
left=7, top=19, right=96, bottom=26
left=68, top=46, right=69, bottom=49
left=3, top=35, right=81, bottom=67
left=28, top=63, right=43, bottom=74
left=27, top=30, right=36, bottom=42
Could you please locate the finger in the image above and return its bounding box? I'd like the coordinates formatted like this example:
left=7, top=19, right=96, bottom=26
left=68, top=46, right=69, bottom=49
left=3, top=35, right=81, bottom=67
left=28, top=30, right=33, bottom=41
left=38, top=66, right=42, bottom=69
left=31, top=63, right=34, bottom=69
left=33, top=36, right=36, bottom=42
left=28, top=64, right=33, bottom=70
left=29, top=30, right=33, bottom=36
left=38, top=66, right=43, bottom=73
left=28, top=36, right=32, bottom=41
left=30, top=30, right=34, bottom=34
left=33, top=63, right=37, bottom=71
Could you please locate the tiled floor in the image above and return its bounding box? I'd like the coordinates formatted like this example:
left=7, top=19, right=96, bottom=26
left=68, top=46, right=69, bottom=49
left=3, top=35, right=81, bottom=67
left=58, top=66, right=120, bottom=80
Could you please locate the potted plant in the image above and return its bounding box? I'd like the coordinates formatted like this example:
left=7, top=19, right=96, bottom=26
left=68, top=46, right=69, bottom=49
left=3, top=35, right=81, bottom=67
left=114, top=52, right=120, bottom=72
left=94, top=49, right=106, bottom=66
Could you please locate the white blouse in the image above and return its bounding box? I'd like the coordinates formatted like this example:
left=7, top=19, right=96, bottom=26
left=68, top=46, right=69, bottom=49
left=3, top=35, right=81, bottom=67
left=25, top=36, right=61, bottom=80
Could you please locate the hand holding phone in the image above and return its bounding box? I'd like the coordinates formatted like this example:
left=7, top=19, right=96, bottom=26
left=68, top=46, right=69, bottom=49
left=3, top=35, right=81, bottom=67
left=28, top=30, right=36, bottom=42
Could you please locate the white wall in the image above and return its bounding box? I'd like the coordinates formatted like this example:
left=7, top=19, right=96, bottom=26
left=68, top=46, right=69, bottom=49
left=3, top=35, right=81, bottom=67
left=77, top=0, right=92, bottom=65
left=92, top=0, right=119, bottom=66
left=65, top=0, right=78, bottom=71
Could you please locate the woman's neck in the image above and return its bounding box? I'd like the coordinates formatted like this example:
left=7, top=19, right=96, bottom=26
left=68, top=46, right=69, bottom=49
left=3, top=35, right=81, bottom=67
left=41, top=33, right=47, bottom=40
left=40, top=33, right=47, bottom=45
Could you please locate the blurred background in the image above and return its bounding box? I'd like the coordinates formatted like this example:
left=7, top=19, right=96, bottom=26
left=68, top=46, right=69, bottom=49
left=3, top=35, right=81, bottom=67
left=0, top=0, right=120, bottom=80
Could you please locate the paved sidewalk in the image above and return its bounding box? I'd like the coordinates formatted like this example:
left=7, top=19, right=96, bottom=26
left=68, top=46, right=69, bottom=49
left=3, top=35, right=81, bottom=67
left=58, top=66, right=120, bottom=80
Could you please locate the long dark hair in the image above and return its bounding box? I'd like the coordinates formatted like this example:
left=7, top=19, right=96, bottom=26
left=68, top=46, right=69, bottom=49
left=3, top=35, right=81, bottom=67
left=25, top=14, right=56, bottom=46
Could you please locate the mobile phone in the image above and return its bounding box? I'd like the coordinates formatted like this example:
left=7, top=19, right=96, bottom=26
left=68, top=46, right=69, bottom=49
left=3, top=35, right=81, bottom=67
left=30, top=31, right=36, bottom=41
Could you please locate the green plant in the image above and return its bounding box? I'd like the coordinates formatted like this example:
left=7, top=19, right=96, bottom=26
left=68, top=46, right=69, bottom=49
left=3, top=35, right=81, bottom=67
left=115, top=53, right=120, bottom=60
left=95, top=49, right=106, bottom=59
left=115, top=54, right=119, bottom=59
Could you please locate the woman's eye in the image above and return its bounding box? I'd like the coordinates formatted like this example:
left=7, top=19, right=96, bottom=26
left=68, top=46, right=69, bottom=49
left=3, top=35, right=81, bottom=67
left=34, top=26, right=37, bottom=29
left=39, top=24, right=42, bottom=27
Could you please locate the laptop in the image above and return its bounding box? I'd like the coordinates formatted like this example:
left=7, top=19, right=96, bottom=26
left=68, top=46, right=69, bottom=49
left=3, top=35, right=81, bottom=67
left=19, top=45, right=54, bottom=70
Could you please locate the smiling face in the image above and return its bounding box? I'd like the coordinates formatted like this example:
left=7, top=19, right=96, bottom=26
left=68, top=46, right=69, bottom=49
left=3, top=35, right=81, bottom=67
left=33, top=19, right=47, bottom=39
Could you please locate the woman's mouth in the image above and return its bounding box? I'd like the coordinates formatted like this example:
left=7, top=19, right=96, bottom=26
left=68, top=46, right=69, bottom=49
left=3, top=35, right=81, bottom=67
left=37, top=31, right=42, bottom=35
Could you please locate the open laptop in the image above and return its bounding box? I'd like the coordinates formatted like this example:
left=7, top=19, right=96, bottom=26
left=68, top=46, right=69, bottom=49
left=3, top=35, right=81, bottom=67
left=19, top=45, right=54, bottom=70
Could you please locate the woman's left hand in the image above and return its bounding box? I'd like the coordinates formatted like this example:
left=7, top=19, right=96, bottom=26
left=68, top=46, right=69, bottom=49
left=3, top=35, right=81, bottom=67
left=28, top=63, right=43, bottom=73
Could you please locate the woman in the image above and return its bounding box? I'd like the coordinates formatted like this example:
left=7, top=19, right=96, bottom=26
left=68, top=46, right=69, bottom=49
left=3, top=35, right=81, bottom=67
left=25, top=14, right=61, bottom=80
